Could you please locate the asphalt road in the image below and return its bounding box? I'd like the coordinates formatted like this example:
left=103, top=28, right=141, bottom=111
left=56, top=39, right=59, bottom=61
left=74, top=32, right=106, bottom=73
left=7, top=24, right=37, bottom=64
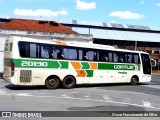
left=0, top=75, right=160, bottom=120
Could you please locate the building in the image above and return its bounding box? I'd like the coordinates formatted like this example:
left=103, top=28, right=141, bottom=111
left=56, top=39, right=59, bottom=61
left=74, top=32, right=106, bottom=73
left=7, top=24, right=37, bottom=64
left=57, top=19, right=160, bottom=74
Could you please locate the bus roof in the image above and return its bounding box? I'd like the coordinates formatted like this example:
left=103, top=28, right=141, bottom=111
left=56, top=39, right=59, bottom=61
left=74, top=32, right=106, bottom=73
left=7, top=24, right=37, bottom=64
left=9, top=36, right=148, bottom=54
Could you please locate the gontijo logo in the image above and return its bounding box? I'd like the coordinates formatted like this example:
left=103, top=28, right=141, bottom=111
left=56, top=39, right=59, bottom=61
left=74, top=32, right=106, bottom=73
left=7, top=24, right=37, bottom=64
left=114, top=65, right=134, bottom=70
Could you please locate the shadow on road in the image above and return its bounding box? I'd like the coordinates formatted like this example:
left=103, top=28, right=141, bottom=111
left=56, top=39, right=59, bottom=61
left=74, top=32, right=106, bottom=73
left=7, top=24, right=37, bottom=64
left=5, top=84, right=46, bottom=90
left=76, top=82, right=147, bottom=88
left=5, top=82, right=147, bottom=90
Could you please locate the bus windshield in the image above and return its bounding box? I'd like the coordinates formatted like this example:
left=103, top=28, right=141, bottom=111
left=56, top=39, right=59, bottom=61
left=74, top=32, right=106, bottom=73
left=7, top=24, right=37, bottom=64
left=141, top=53, right=151, bottom=75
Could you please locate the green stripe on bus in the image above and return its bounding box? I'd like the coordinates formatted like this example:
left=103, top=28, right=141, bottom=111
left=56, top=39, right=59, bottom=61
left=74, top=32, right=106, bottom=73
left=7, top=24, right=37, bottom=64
left=81, top=62, right=90, bottom=69
left=98, top=63, right=138, bottom=70
left=12, top=59, right=68, bottom=69
left=11, top=59, right=140, bottom=71
left=86, top=70, right=93, bottom=77
left=59, top=61, right=68, bottom=69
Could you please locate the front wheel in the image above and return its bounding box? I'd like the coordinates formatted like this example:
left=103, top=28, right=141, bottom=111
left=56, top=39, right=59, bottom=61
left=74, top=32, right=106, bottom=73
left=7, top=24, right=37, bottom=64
left=130, top=76, right=138, bottom=85
left=62, top=76, right=76, bottom=89
left=45, top=77, right=60, bottom=89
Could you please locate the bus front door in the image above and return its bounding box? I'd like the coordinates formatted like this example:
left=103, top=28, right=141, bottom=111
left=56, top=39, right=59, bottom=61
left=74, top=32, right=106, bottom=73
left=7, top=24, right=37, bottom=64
left=141, top=54, right=151, bottom=75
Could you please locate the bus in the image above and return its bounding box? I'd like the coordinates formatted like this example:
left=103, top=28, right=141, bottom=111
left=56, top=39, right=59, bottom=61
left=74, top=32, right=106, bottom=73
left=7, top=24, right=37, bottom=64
left=3, top=36, right=154, bottom=89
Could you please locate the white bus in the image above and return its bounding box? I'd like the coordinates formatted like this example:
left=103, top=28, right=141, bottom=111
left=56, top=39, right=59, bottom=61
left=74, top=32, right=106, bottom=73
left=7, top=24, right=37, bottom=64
left=3, top=36, right=153, bottom=89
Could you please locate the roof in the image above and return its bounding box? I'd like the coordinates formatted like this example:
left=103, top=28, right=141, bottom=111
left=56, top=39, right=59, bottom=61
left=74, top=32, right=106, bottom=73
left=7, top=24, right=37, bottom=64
left=11, top=36, right=146, bottom=54
left=0, top=18, right=77, bottom=34
left=57, top=18, right=160, bottom=32
left=57, top=19, right=160, bottom=43
left=72, top=28, right=160, bottom=42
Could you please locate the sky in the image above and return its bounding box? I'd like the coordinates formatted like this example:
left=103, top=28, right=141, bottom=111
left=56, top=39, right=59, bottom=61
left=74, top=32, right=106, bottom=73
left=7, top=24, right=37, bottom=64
left=0, top=0, right=160, bottom=27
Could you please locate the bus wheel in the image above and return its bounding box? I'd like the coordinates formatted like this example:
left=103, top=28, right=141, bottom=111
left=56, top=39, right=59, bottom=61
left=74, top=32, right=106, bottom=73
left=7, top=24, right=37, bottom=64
left=62, top=76, right=76, bottom=89
left=45, top=77, right=60, bottom=89
left=130, top=76, right=138, bottom=85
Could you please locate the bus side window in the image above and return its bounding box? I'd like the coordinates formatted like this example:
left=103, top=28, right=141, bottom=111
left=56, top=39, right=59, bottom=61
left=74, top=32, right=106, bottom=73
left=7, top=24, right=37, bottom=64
left=133, top=54, right=140, bottom=64
left=87, top=51, right=95, bottom=61
left=56, top=47, right=64, bottom=59
left=127, top=54, right=133, bottom=63
left=19, top=42, right=30, bottom=57
left=57, top=51, right=63, bottom=59
left=113, top=53, right=118, bottom=62
left=118, top=55, right=123, bottom=63
left=30, top=43, right=37, bottom=58
left=63, top=47, right=77, bottom=60
left=108, top=52, right=113, bottom=62
left=41, top=46, right=49, bottom=58
left=78, top=50, right=83, bottom=60
left=19, top=42, right=25, bottom=57
left=98, top=50, right=103, bottom=61
left=96, top=51, right=99, bottom=61
left=83, top=50, right=88, bottom=60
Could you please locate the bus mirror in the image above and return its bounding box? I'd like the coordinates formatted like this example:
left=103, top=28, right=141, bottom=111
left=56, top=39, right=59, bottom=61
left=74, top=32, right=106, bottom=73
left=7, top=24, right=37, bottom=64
left=151, top=59, right=156, bottom=67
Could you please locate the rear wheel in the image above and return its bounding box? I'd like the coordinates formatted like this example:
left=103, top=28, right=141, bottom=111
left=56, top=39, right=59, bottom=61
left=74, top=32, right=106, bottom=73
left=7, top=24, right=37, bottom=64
left=62, top=76, right=76, bottom=89
left=45, top=77, right=60, bottom=89
left=130, top=76, right=139, bottom=85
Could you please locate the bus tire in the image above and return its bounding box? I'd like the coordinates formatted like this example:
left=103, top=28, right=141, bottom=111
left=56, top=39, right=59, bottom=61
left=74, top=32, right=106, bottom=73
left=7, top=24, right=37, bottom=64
left=45, top=77, right=60, bottom=89
left=130, top=76, right=139, bottom=85
left=62, top=76, right=76, bottom=89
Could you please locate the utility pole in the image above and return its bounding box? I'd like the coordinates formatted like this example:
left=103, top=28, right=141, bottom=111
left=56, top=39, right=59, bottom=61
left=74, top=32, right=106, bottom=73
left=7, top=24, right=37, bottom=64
left=135, top=41, right=137, bottom=51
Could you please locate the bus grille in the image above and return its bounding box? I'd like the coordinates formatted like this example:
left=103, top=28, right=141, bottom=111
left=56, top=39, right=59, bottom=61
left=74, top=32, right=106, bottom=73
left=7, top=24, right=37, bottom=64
left=20, top=70, right=32, bottom=83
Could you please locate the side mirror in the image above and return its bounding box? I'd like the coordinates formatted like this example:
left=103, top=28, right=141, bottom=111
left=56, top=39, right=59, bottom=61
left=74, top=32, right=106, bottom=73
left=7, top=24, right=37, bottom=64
left=151, top=59, right=156, bottom=67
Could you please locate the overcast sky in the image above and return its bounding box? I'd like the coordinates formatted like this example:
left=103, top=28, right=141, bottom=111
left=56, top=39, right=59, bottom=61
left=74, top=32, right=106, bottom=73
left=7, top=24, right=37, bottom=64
left=0, top=0, right=160, bottom=27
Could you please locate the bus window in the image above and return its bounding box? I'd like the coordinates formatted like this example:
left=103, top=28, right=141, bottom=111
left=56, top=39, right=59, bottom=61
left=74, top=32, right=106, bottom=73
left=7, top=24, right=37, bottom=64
left=56, top=47, right=64, bottom=59
left=63, top=47, right=77, bottom=60
left=118, top=53, right=125, bottom=63
left=78, top=50, right=83, bottom=60
left=19, top=42, right=30, bottom=57
left=30, top=43, right=37, bottom=58
left=51, top=49, right=58, bottom=59
left=127, top=54, right=133, bottom=63
left=112, top=52, right=127, bottom=63
left=87, top=51, right=95, bottom=61
left=41, top=46, right=49, bottom=58
left=97, top=51, right=99, bottom=61
left=48, top=46, right=59, bottom=59
left=113, top=53, right=118, bottom=62
left=98, top=50, right=103, bottom=61
left=97, top=50, right=108, bottom=62
left=83, top=50, right=88, bottom=60
left=108, top=52, right=113, bottom=62
left=133, top=54, right=140, bottom=64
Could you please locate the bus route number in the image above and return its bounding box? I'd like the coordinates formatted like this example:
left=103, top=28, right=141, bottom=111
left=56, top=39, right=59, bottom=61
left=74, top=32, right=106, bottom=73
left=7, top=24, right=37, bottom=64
left=21, top=61, right=48, bottom=67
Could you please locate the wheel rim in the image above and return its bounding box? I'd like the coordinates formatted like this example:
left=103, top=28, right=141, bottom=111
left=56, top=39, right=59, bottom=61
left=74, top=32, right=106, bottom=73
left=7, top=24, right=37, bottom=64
left=49, top=79, right=56, bottom=86
left=66, top=79, right=73, bottom=86
left=131, top=77, right=137, bottom=84
left=132, top=78, right=136, bottom=83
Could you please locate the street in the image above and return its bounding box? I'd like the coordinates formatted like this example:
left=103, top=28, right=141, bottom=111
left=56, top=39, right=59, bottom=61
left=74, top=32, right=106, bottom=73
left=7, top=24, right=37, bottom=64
left=0, top=75, right=159, bottom=119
